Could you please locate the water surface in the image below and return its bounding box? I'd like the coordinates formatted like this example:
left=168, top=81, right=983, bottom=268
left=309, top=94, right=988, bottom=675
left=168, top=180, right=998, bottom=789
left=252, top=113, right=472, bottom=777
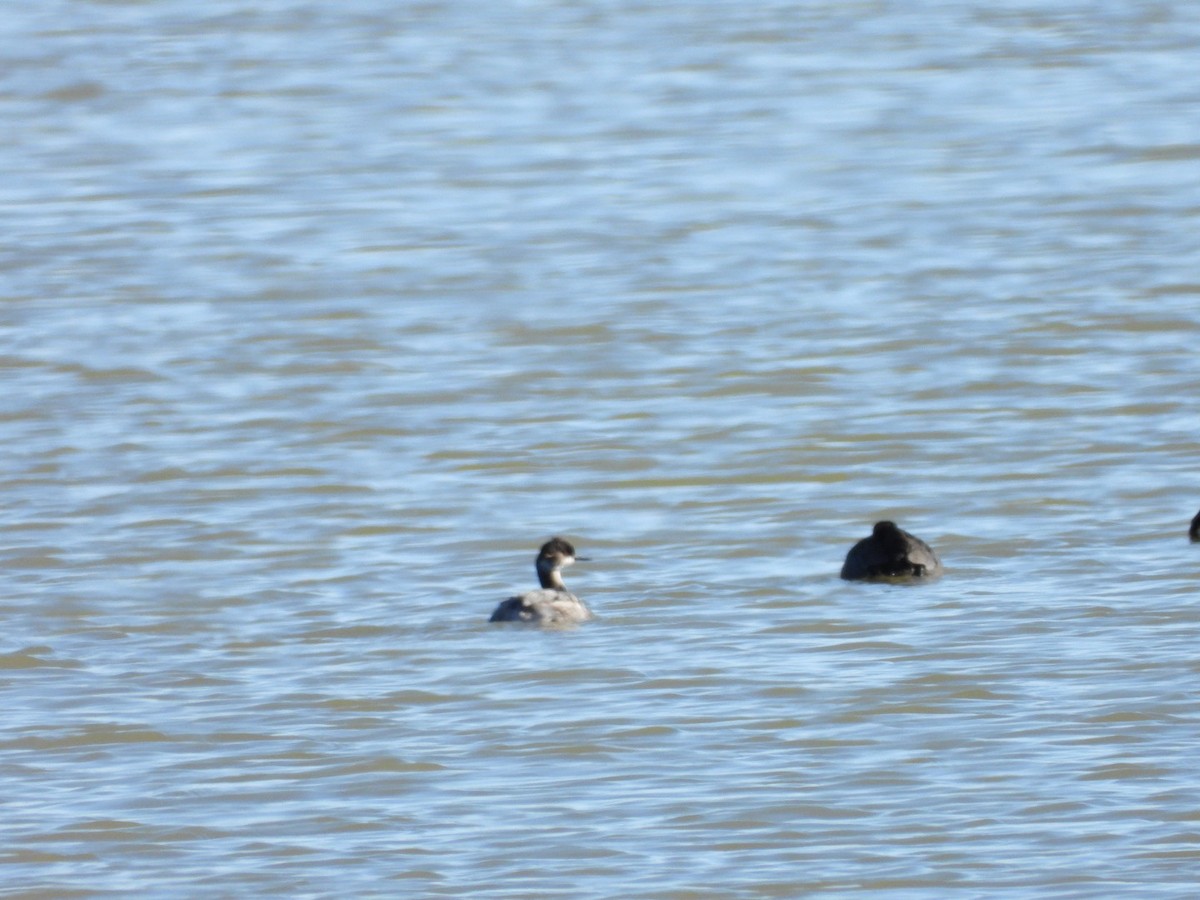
left=3, top=1, right=1200, bottom=896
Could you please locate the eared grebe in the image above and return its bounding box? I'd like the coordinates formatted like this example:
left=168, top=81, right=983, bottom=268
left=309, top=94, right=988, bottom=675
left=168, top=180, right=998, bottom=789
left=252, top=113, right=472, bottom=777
left=840, top=520, right=943, bottom=581
left=489, top=537, right=591, bottom=625
left=1190, top=510, right=1200, bottom=542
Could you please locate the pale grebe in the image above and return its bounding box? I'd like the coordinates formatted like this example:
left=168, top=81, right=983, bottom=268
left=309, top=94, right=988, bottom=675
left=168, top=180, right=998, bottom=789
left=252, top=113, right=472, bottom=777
left=489, top=537, right=591, bottom=625
left=840, top=520, right=943, bottom=580
left=1190, top=510, right=1200, bottom=542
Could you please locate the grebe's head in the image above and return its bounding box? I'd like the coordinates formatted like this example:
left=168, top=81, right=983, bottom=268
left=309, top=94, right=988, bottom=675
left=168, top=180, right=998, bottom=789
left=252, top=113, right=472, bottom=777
left=1190, top=510, right=1200, bottom=542
left=538, top=537, right=579, bottom=570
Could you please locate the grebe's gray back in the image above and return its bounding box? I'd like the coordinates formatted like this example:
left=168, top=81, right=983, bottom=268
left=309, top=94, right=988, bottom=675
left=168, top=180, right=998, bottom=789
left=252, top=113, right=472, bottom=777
left=489, top=537, right=591, bottom=625
left=1190, top=510, right=1200, bottom=543
left=840, top=521, right=943, bottom=581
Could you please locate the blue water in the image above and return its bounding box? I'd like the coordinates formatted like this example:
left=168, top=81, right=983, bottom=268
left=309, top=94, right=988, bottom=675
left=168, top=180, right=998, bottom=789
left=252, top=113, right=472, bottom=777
left=3, top=1, right=1200, bottom=896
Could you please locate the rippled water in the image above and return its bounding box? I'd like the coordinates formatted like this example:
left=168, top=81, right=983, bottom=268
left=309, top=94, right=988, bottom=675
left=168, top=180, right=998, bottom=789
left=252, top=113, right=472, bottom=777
left=4, top=1, right=1200, bottom=896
